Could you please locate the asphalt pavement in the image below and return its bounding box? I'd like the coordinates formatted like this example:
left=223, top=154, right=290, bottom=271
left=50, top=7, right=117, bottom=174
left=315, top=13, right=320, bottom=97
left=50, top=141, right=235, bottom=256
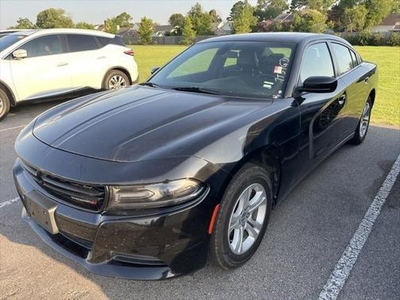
left=0, top=101, right=399, bottom=300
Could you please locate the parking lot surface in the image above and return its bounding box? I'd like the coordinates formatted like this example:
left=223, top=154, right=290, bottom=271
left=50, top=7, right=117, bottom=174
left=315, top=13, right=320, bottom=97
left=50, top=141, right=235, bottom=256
left=1, top=101, right=399, bottom=299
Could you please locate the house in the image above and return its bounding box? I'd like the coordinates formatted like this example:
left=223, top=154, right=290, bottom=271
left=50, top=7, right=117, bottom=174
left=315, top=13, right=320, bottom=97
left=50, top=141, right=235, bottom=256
left=153, top=25, right=173, bottom=37
left=273, top=12, right=294, bottom=23
left=371, top=13, right=400, bottom=32
left=213, top=21, right=233, bottom=35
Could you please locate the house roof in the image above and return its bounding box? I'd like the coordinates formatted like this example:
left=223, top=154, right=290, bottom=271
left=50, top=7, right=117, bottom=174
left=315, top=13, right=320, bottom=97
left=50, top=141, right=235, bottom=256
left=380, top=13, right=400, bottom=26
left=155, top=25, right=173, bottom=32
left=274, top=13, right=293, bottom=23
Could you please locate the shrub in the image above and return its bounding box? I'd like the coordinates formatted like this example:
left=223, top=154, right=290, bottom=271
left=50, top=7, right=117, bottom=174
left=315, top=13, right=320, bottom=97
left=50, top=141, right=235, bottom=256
left=388, top=32, right=400, bottom=46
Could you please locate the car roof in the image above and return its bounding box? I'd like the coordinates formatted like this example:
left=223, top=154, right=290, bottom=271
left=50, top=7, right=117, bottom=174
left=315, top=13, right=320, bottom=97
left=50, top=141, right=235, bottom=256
left=6, top=28, right=115, bottom=38
left=198, top=32, right=348, bottom=45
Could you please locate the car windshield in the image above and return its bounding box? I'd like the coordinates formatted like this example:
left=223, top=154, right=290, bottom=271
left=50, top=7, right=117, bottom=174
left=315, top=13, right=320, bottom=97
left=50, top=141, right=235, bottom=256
left=149, top=41, right=295, bottom=99
left=0, top=33, right=28, bottom=52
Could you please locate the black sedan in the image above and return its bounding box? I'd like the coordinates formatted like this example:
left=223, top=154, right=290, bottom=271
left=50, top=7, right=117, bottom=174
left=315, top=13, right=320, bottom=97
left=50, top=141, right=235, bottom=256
left=13, top=33, right=377, bottom=280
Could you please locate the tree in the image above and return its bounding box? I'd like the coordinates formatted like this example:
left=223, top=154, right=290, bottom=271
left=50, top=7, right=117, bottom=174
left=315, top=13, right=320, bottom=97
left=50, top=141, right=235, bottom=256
left=392, top=0, right=400, bottom=12
left=11, top=18, right=35, bottom=29
left=342, top=5, right=368, bottom=32
left=255, top=0, right=289, bottom=21
left=330, top=0, right=395, bottom=31
left=36, top=8, right=74, bottom=28
left=104, top=18, right=118, bottom=33
left=292, top=9, right=327, bottom=33
left=307, top=0, right=335, bottom=11
left=209, top=9, right=222, bottom=23
left=168, top=13, right=185, bottom=35
left=182, top=16, right=196, bottom=45
left=187, top=3, right=213, bottom=35
left=290, top=0, right=307, bottom=10
left=364, top=0, right=394, bottom=29
left=169, top=13, right=185, bottom=28
left=114, top=12, right=133, bottom=27
left=138, top=17, right=154, bottom=45
left=231, top=0, right=258, bottom=33
left=75, top=22, right=95, bottom=29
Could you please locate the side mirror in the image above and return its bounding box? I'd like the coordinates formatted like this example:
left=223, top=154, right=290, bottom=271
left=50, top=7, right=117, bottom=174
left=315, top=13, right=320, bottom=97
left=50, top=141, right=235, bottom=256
left=151, top=67, right=160, bottom=75
left=296, top=76, right=337, bottom=94
left=13, top=49, right=28, bottom=60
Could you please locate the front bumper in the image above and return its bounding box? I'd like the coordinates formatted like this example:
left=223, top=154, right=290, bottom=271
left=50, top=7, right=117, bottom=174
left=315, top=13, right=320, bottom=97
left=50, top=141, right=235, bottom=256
left=14, top=160, right=211, bottom=280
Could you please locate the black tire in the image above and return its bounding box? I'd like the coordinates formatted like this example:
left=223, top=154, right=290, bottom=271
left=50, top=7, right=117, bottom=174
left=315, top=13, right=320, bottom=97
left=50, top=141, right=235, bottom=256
left=350, top=97, right=372, bottom=145
left=209, top=163, right=272, bottom=270
left=0, top=89, right=10, bottom=121
left=103, top=70, right=130, bottom=90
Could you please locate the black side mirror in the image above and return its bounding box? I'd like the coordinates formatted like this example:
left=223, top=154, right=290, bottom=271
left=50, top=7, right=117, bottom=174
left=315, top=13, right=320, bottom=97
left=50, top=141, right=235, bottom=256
left=296, top=76, right=338, bottom=95
left=151, top=67, right=160, bottom=75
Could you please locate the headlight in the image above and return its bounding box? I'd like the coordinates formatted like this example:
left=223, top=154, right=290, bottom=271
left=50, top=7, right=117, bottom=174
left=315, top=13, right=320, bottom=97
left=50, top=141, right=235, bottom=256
left=108, top=179, right=206, bottom=210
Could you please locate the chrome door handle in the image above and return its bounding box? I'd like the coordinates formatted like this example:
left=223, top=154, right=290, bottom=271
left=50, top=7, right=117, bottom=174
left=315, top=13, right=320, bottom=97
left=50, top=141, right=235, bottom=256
left=57, top=63, right=68, bottom=67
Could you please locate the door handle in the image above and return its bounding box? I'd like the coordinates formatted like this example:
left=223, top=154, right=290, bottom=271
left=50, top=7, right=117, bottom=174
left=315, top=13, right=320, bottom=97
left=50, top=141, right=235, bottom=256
left=364, top=77, right=370, bottom=84
left=97, top=56, right=106, bottom=59
left=57, top=63, right=68, bottom=67
left=338, top=94, right=346, bottom=106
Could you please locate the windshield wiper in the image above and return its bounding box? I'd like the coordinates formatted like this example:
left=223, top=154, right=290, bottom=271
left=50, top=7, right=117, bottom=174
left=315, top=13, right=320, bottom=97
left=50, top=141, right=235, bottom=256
left=140, top=82, right=159, bottom=88
left=171, top=86, right=221, bottom=95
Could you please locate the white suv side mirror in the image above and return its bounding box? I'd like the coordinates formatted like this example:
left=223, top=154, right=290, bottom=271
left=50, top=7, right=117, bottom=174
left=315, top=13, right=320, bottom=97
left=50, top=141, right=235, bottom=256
left=13, top=49, right=28, bottom=59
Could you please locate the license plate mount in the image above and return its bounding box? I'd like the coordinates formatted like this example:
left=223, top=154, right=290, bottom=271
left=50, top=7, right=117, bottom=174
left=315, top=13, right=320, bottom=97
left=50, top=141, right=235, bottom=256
left=24, top=191, right=59, bottom=234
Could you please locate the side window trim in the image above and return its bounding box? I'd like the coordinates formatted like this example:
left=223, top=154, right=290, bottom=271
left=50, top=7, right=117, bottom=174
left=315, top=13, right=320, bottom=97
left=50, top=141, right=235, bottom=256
left=327, top=42, right=355, bottom=77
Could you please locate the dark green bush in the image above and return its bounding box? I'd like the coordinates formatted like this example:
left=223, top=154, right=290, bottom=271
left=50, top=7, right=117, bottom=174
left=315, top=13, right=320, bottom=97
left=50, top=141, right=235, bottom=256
left=388, top=32, right=400, bottom=46
left=339, top=32, right=399, bottom=46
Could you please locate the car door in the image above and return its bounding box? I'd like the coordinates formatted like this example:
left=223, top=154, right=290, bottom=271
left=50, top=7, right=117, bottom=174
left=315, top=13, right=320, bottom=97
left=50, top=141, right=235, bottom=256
left=329, top=42, right=370, bottom=140
left=296, top=42, right=348, bottom=164
left=65, top=34, right=105, bottom=90
left=8, top=34, right=71, bottom=101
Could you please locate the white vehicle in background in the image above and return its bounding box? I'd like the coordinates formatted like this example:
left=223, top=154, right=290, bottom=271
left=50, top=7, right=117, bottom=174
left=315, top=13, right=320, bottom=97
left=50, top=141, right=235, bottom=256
left=0, top=28, right=139, bottom=120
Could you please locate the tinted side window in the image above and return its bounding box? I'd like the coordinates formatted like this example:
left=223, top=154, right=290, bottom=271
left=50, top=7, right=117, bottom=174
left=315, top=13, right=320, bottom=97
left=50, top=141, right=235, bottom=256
left=300, top=43, right=334, bottom=82
left=22, top=35, right=62, bottom=58
left=331, top=43, right=353, bottom=75
left=67, top=34, right=99, bottom=52
left=97, top=37, right=112, bottom=47
left=110, top=36, right=125, bottom=46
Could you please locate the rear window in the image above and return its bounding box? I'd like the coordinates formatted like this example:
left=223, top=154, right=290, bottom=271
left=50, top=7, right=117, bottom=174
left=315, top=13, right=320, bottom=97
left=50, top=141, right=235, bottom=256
left=110, top=36, right=126, bottom=46
left=67, top=34, right=100, bottom=52
left=97, top=36, right=112, bottom=47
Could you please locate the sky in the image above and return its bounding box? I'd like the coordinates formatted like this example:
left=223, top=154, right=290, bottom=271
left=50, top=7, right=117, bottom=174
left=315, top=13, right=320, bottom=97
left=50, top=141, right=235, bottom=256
left=0, top=0, right=259, bottom=30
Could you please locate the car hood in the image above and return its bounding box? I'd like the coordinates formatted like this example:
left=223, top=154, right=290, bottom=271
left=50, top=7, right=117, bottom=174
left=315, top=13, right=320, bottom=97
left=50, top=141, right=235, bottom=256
left=33, top=86, right=272, bottom=162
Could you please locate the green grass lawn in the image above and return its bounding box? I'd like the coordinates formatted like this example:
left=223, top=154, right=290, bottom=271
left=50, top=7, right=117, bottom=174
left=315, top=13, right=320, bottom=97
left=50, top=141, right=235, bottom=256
left=131, top=45, right=186, bottom=82
left=355, top=46, right=400, bottom=126
left=131, top=45, right=400, bottom=126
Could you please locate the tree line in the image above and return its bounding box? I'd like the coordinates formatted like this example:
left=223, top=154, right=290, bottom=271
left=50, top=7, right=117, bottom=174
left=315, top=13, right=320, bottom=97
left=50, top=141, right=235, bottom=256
left=8, top=0, right=400, bottom=45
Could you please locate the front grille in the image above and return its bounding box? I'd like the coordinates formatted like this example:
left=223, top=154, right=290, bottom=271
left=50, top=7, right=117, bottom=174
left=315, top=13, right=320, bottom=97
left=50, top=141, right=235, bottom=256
left=22, top=161, right=106, bottom=211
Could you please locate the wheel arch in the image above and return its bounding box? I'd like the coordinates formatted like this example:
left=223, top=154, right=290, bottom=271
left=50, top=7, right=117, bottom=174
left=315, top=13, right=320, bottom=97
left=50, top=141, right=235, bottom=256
left=0, top=81, right=16, bottom=107
left=368, top=88, right=376, bottom=108
left=220, top=145, right=282, bottom=208
left=102, top=67, right=133, bottom=88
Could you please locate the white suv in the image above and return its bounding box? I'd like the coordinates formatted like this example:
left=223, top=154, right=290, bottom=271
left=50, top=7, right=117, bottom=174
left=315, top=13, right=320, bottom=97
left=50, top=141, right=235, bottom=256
left=0, top=28, right=139, bottom=120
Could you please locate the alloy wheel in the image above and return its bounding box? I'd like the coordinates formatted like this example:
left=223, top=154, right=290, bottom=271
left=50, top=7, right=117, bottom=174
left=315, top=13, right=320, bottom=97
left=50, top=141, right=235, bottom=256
left=359, top=101, right=371, bottom=138
left=228, top=183, right=267, bottom=255
left=109, top=75, right=127, bottom=89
